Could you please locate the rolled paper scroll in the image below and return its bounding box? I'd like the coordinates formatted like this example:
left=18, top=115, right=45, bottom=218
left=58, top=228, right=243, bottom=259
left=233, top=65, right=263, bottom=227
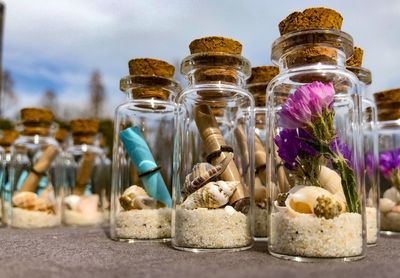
left=254, top=133, right=267, bottom=186
left=73, top=152, right=96, bottom=195
left=120, top=126, right=172, bottom=208
left=193, top=105, right=247, bottom=208
left=19, top=145, right=58, bottom=192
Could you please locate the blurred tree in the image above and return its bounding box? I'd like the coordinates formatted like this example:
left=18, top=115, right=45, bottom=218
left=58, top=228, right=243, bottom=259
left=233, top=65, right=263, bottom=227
left=41, top=89, right=58, bottom=115
left=1, top=70, right=18, bottom=116
left=0, top=118, right=14, bottom=130
left=89, top=70, right=105, bottom=119
left=99, top=118, right=113, bottom=158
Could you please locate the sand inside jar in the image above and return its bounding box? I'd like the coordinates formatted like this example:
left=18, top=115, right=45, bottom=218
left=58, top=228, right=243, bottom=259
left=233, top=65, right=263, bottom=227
left=254, top=206, right=268, bottom=238
left=174, top=207, right=251, bottom=249
left=270, top=209, right=363, bottom=258
left=63, top=209, right=104, bottom=226
left=366, top=207, right=378, bottom=244
left=11, top=208, right=60, bottom=228
left=115, top=208, right=171, bottom=240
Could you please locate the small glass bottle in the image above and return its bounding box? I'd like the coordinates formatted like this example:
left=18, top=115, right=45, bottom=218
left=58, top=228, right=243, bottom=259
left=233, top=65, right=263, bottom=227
left=100, top=136, right=112, bottom=222
left=267, top=8, right=366, bottom=261
left=10, top=108, right=62, bottom=229
left=110, top=58, right=180, bottom=241
left=172, top=36, right=254, bottom=251
left=347, top=47, right=379, bottom=245
left=374, top=89, right=400, bottom=235
left=246, top=66, right=279, bottom=240
left=63, top=119, right=105, bottom=226
left=0, top=129, right=19, bottom=225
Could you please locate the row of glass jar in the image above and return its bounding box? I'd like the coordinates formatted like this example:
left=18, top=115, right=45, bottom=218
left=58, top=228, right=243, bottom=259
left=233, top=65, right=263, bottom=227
left=0, top=114, right=111, bottom=228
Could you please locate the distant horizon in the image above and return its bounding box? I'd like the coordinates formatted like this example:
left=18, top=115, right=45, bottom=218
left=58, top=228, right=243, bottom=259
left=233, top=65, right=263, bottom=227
left=2, top=0, right=400, bottom=119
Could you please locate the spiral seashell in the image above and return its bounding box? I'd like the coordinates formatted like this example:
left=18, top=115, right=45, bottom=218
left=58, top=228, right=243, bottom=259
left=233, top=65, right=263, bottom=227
left=12, top=192, right=38, bottom=209
left=182, top=153, right=233, bottom=197
left=318, top=166, right=346, bottom=203
left=181, top=180, right=238, bottom=210
left=285, top=185, right=345, bottom=218
left=119, top=185, right=160, bottom=210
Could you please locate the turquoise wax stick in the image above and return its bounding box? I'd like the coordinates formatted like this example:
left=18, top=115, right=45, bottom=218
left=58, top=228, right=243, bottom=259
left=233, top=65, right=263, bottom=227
left=120, top=126, right=172, bottom=207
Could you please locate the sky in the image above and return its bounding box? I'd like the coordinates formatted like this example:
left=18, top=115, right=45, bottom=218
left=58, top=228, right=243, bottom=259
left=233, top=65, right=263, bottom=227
left=2, top=0, right=400, bottom=119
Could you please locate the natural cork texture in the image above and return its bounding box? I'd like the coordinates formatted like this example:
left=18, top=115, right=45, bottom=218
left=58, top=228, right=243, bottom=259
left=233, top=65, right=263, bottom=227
left=374, top=89, right=400, bottom=121
left=21, top=108, right=54, bottom=124
left=70, top=119, right=99, bottom=135
left=247, top=66, right=279, bottom=84
left=0, top=130, right=19, bottom=146
left=189, top=36, right=242, bottom=55
left=131, top=87, right=170, bottom=101
left=55, top=128, right=68, bottom=143
left=128, top=58, right=175, bottom=78
left=279, top=7, right=343, bottom=35
left=374, top=89, right=400, bottom=104
left=347, top=47, right=363, bottom=67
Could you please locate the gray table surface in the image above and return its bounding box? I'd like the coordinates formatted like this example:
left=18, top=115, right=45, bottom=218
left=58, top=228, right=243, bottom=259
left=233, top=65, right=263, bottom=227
left=0, top=226, right=399, bottom=278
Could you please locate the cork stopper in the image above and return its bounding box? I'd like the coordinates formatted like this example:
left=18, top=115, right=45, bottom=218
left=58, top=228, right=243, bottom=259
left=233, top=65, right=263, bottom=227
left=0, top=130, right=19, bottom=146
left=347, top=47, right=363, bottom=67
left=55, top=128, right=68, bottom=143
left=279, top=7, right=343, bottom=35
left=374, top=88, right=400, bottom=104
left=189, top=36, right=242, bottom=55
left=128, top=58, right=175, bottom=78
left=248, top=66, right=279, bottom=84
left=70, top=119, right=99, bottom=135
left=21, top=108, right=54, bottom=124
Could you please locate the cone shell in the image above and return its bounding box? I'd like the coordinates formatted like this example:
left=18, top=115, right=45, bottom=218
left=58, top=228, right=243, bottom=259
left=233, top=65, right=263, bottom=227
left=119, top=185, right=159, bottom=210
left=285, top=185, right=345, bottom=217
left=181, top=180, right=238, bottom=210
left=183, top=153, right=232, bottom=197
left=318, top=166, right=346, bottom=203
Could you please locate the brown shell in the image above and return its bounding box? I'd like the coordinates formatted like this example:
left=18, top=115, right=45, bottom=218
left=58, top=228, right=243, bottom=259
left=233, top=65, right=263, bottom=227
left=183, top=153, right=233, bottom=197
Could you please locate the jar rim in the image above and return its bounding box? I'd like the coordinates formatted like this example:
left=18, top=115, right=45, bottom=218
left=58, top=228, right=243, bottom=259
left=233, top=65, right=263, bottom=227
left=180, top=52, right=251, bottom=78
left=377, top=119, right=400, bottom=128
left=347, top=66, right=372, bottom=85
left=271, top=29, right=354, bottom=65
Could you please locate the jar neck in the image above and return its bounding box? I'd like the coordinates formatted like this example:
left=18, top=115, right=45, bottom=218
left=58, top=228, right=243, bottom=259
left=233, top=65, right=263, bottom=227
left=73, top=133, right=98, bottom=146
left=278, top=46, right=347, bottom=72
left=20, top=122, right=54, bottom=137
left=186, top=68, right=247, bottom=88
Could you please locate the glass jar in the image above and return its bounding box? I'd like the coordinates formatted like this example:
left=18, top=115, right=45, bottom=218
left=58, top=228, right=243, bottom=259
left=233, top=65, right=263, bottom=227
left=62, top=119, right=106, bottom=226
left=347, top=51, right=379, bottom=245
left=0, top=129, right=19, bottom=225
left=110, top=58, right=179, bottom=242
left=172, top=36, right=254, bottom=252
left=100, top=136, right=112, bottom=222
left=374, top=89, right=400, bottom=235
left=9, top=108, right=62, bottom=228
left=247, top=66, right=279, bottom=240
left=267, top=8, right=366, bottom=261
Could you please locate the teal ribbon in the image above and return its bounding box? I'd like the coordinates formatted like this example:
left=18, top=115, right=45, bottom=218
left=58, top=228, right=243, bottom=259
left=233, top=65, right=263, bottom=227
left=120, top=126, right=172, bottom=207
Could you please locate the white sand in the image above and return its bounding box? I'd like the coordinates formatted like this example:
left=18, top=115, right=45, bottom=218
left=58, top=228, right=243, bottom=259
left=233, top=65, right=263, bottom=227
left=11, top=208, right=60, bottom=229
left=254, top=206, right=268, bottom=238
left=270, top=210, right=363, bottom=258
left=366, top=207, right=378, bottom=244
left=115, top=208, right=171, bottom=240
left=174, top=207, right=251, bottom=249
left=63, top=209, right=104, bottom=226
left=381, top=211, right=400, bottom=232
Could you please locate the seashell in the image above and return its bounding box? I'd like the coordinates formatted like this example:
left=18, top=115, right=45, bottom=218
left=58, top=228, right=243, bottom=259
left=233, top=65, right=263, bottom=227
left=254, top=183, right=267, bottom=208
left=318, top=166, right=346, bottom=203
left=64, top=195, right=81, bottom=211
left=119, top=185, right=160, bottom=210
left=12, top=192, right=38, bottom=209
left=285, top=186, right=345, bottom=218
left=391, top=205, right=400, bottom=214
left=380, top=198, right=396, bottom=213
left=183, top=153, right=233, bottom=197
left=181, top=180, right=238, bottom=210
left=383, top=187, right=400, bottom=204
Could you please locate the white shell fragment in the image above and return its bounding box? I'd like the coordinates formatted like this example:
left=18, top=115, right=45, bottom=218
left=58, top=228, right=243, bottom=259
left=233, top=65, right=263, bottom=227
left=224, top=205, right=236, bottom=215
left=181, top=180, right=238, bottom=210
left=383, top=187, right=400, bottom=204
left=285, top=186, right=345, bottom=217
left=380, top=198, right=396, bottom=213
left=64, top=195, right=81, bottom=211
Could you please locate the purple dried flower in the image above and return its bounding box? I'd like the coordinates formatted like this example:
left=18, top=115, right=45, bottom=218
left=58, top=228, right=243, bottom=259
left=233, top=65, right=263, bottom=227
left=329, top=136, right=352, bottom=164
left=379, top=148, right=400, bottom=179
left=278, top=81, right=335, bottom=129
left=274, top=128, right=318, bottom=170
